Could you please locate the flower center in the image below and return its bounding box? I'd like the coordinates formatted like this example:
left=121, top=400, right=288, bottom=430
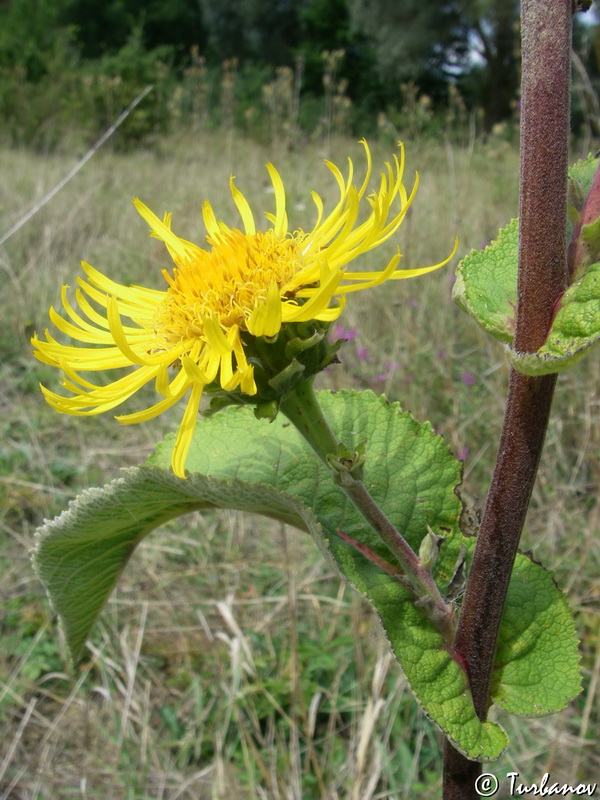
left=154, top=228, right=306, bottom=344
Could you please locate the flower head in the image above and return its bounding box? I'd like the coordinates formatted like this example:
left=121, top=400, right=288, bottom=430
left=33, top=140, right=455, bottom=477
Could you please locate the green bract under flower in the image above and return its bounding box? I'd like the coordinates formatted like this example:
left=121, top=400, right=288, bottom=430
left=32, top=140, right=455, bottom=477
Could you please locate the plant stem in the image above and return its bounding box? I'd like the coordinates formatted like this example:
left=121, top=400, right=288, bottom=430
left=279, top=378, right=456, bottom=643
left=443, top=1, right=572, bottom=797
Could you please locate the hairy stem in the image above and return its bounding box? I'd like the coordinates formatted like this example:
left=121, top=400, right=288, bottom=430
left=443, top=1, right=572, bottom=797
left=279, top=378, right=456, bottom=644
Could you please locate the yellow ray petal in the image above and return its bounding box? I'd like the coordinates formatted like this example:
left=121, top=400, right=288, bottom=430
left=155, top=363, right=171, bottom=396
left=107, top=296, right=182, bottom=367
left=60, top=285, right=109, bottom=336
left=282, top=266, right=343, bottom=322
left=203, top=315, right=233, bottom=356
left=202, top=200, right=220, bottom=239
left=48, top=306, right=115, bottom=345
left=356, top=138, right=373, bottom=199
left=80, top=262, right=145, bottom=304
left=133, top=198, right=189, bottom=261
left=230, top=177, right=256, bottom=235
left=41, top=364, right=159, bottom=415
left=337, top=253, right=402, bottom=294
left=171, top=382, right=203, bottom=478
left=247, top=282, right=283, bottom=337
left=239, top=365, right=257, bottom=395
left=182, top=355, right=209, bottom=384
left=310, top=190, right=324, bottom=230
left=77, top=277, right=159, bottom=322
left=116, top=369, right=190, bottom=424
left=60, top=362, right=158, bottom=394
left=312, top=296, right=346, bottom=321
left=265, top=163, right=288, bottom=236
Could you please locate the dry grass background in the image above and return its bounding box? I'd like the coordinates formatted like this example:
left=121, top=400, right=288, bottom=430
left=0, top=130, right=598, bottom=799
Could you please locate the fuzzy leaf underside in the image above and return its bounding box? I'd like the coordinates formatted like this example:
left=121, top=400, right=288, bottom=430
left=33, top=391, right=580, bottom=761
left=452, top=217, right=518, bottom=343
left=507, top=260, right=600, bottom=374
left=453, top=157, right=600, bottom=374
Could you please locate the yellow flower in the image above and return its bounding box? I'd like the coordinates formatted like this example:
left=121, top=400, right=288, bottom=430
left=33, top=140, right=456, bottom=478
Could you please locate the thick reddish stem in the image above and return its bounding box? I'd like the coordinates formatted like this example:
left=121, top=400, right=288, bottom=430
left=442, top=2, right=572, bottom=798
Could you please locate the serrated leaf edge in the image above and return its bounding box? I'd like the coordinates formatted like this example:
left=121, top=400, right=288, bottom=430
left=32, top=463, right=508, bottom=760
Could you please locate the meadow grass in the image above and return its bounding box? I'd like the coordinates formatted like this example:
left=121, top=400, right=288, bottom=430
left=0, top=130, right=598, bottom=798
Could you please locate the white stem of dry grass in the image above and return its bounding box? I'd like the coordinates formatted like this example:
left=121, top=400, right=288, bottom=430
left=0, top=85, right=153, bottom=247
left=0, top=697, right=37, bottom=787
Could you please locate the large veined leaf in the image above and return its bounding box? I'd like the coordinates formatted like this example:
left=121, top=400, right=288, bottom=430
left=453, top=156, right=600, bottom=374
left=33, top=391, right=580, bottom=761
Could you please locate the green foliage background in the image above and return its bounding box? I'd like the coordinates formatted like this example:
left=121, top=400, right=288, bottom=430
left=1, top=0, right=598, bottom=148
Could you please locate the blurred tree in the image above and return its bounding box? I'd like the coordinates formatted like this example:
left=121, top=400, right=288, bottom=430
left=60, top=0, right=206, bottom=62
left=59, top=0, right=132, bottom=57
left=142, top=0, right=206, bottom=57
left=296, top=0, right=383, bottom=107
left=0, top=0, right=541, bottom=137
left=198, top=0, right=303, bottom=64
left=197, top=0, right=385, bottom=129
left=0, top=0, right=75, bottom=79
left=459, top=0, right=521, bottom=130
left=570, top=9, right=600, bottom=138
left=348, top=0, right=470, bottom=102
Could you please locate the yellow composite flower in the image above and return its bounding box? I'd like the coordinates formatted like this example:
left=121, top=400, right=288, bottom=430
left=33, top=140, right=456, bottom=478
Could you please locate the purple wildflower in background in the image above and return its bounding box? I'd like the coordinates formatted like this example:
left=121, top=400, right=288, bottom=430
left=461, top=373, right=476, bottom=387
left=458, top=446, right=469, bottom=461
left=371, top=373, right=388, bottom=385
left=357, top=347, right=370, bottom=362
left=371, top=361, right=398, bottom=388
left=331, top=323, right=359, bottom=341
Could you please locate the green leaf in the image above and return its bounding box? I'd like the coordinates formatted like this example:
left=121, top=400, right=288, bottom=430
left=33, top=468, right=315, bottom=659
left=453, top=156, right=600, bottom=374
left=33, top=391, right=580, bottom=760
left=491, top=552, right=582, bottom=715
left=581, top=215, right=600, bottom=261
left=568, top=152, right=599, bottom=202
left=508, top=260, right=600, bottom=374
left=452, top=217, right=518, bottom=343
left=429, top=531, right=581, bottom=718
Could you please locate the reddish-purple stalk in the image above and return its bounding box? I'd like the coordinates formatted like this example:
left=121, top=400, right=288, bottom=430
left=567, top=158, right=600, bottom=280
left=442, top=2, right=572, bottom=797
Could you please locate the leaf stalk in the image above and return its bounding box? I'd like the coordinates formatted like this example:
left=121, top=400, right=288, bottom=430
left=279, top=378, right=456, bottom=643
